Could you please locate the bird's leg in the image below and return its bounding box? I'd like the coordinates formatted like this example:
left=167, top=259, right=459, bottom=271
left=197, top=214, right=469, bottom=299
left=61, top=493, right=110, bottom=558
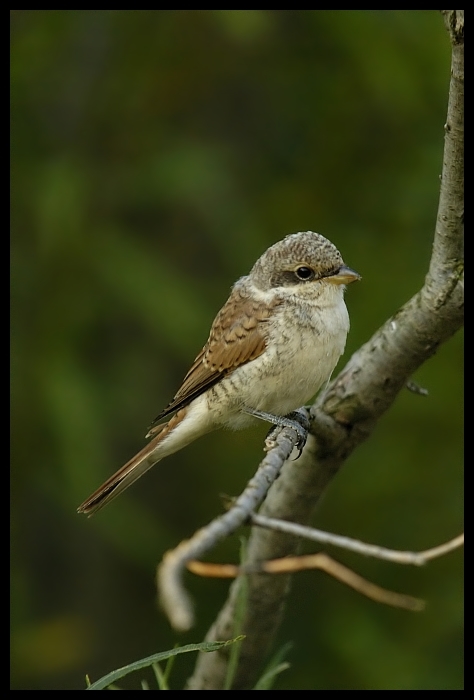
left=242, top=406, right=310, bottom=458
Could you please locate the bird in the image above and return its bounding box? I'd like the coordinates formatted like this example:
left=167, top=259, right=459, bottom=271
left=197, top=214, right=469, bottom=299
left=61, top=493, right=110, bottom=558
left=77, top=231, right=360, bottom=516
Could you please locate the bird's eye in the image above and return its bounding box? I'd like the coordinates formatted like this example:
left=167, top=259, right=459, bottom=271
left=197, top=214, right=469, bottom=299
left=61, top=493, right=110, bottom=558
left=295, top=266, right=315, bottom=281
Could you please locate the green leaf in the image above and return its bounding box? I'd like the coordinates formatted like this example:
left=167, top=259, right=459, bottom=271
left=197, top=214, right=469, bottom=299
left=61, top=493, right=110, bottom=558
left=152, top=663, right=168, bottom=690
left=253, top=662, right=291, bottom=690
left=224, top=538, right=249, bottom=690
left=253, top=641, right=293, bottom=690
left=86, top=638, right=244, bottom=690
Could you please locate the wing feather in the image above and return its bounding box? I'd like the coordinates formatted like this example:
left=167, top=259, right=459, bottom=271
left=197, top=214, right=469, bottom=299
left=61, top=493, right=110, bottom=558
left=148, top=289, right=279, bottom=431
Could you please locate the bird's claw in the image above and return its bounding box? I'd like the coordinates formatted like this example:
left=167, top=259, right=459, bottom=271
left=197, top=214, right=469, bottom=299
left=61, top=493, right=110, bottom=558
left=285, top=410, right=309, bottom=459
left=251, top=407, right=309, bottom=459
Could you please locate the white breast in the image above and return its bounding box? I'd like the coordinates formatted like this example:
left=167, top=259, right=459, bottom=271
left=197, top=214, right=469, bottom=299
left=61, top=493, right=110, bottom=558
left=211, top=287, right=350, bottom=427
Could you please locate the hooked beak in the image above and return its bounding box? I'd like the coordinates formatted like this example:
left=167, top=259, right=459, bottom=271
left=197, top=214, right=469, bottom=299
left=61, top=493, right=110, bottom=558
left=326, top=265, right=361, bottom=285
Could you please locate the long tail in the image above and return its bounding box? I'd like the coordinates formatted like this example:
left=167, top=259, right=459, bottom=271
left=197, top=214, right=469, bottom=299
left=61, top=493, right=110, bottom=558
left=77, top=409, right=188, bottom=516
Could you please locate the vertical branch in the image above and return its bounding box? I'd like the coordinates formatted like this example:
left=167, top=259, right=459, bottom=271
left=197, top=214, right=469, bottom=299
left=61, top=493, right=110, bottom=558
left=427, top=11, right=464, bottom=295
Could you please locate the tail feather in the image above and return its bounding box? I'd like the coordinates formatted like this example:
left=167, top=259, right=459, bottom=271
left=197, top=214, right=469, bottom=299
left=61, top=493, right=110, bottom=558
left=77, top=409, right=187, bottom=516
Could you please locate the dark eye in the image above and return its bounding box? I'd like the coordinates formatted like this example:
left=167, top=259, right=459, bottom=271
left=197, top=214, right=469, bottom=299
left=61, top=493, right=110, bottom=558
left=295, top=266, right=315, bottom=281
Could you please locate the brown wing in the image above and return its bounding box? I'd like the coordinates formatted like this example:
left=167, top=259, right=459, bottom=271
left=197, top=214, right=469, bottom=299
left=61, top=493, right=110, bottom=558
left=147, top=288, right=280, bottom=432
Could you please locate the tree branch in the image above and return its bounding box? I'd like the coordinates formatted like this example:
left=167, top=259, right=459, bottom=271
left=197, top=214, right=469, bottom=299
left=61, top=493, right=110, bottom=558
left=186, top=12, right=463, bottom=690
left=158, top=410, right=309, bottom=631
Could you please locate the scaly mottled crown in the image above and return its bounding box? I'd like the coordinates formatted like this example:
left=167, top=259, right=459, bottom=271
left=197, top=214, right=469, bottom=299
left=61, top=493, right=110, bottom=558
left=249, top=231, right=345, bottom=291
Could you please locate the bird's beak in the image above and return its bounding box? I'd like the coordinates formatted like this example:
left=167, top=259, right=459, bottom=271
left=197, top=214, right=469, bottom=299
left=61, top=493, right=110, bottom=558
left=326, top=265, right=361, bottom=285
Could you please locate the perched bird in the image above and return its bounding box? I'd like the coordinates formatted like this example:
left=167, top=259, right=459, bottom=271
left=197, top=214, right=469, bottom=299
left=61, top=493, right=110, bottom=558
left=78, top=231, right=360, bottom=516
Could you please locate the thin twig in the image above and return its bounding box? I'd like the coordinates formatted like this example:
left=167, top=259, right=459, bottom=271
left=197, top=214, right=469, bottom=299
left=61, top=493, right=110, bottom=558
left=157, top=409, right=309, bottom=631
left=249, top=515, right=464, bottom=565
left=188, top=553, right=425, bottom=611
left=406, top=380, right=429, bottom=396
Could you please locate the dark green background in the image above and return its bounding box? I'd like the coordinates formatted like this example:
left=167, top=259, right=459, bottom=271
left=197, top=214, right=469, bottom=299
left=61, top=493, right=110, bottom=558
left=11, top=10, right=463, bottom=690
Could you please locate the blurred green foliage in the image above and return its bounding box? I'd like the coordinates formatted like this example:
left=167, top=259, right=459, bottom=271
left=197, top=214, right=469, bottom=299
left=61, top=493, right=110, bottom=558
left=11, top=10, right=462, bottom=690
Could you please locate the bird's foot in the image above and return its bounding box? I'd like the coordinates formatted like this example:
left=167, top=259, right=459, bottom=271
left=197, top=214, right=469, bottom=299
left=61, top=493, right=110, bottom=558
left=243, top=406, right=310, bottom=459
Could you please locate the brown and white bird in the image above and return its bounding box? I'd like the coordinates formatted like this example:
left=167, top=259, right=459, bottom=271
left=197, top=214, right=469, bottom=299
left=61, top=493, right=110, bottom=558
left=77, top=231, right=360, bottom=516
